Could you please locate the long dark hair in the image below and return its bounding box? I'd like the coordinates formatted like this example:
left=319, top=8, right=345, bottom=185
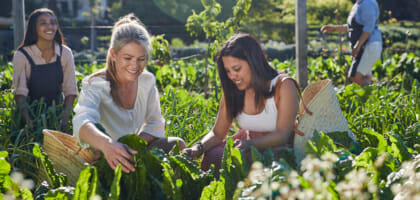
left=17, top=8, right=65, bottom=50
left=216, top=33, right=278, bottom=120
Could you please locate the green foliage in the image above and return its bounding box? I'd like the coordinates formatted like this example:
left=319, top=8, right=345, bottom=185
left=94, top=134, right=213, bottom=199
left=151, top=34, right=171, bottom=63
left=73, top=166, right=99, bottom=200
left=152, top=59, right=218, bottom=91
left=186, top=0, right=252, bottom=58
left=159, top=86, right=219, bottom=144
left=32, top=144, right=67, bottom=189
left=277, top=0, right=353, bottom=25
left=0, top=63, right=13, bottom=91
left=1, top=47, right=420, bottom=199
left=200, top=180, right=225, bottom=199
left=305, top=131, right=338, bottom=155
left=0, top=151, right=34, bottom=200
left=220, top=138, right=248, bottom=199
left=109, top=165, right=122, bottom=200
left=381, top=24, right=420, bottom=52
left=170, top=38, right=186, bottom=47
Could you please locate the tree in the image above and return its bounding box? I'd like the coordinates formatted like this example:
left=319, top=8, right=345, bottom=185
left=185, top=0, right=252, bottom=97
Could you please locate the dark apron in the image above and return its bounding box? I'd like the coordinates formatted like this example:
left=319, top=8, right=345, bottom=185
left=347, top=14, right=365, bottom=77
left=19, top=45, right=64, bottom=106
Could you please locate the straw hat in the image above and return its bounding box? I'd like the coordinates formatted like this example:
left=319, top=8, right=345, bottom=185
left=293, top=80, right=355, bottom=164
left=42, top=129, right=98, bottom=185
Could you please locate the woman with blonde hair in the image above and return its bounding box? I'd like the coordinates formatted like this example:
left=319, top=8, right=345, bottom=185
left=73, top=14, right=185, bottom=173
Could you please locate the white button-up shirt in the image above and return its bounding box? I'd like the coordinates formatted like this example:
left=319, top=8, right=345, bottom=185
left=73, top=71, right=165, bottom=148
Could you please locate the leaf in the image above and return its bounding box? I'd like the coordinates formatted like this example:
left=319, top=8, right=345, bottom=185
left=262, top=148, right=274, bottom=166
left=250, top=146, right=263, bottom=163
left=73, top=166, right=92, bottom=199
left=199, top=180, right=225, bottom=200
left=327, top=131, right=357, bottom=149
left=0, top=157, right=11, bottom=176
left=32, top=144, right=67, bottom=188
left=305, top=131, right=337, bottom=156
left=88, top=167, right=99, bottom=200
left=161, top=162, right=182, bottom=199
left=363, top=129, right=387, bottom=153
left=20, top=188, right=34, bottom=200
left=220, top=137, right=247, bottom=199
left=73, top=165, right=98, bottom=200
left=109, top=165, right=122, bottom=200
left=386, top=133, right=412, bottom=162
left=43, top=187, right=74, bottom=200
left=221, top=137, right=234, bottom=173
left=355, top=147, right=378, bottom=173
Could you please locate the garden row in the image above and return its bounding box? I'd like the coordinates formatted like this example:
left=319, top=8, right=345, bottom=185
left=0, top=52, right=419, bottom=199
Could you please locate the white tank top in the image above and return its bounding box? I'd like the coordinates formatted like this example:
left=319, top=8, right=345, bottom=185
left=236, top=75, right=281, bottom=132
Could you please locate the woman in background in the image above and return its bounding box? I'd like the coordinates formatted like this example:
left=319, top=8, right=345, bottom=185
left=321, top=0, right=382, bottom=87
left=12, top=8, right=77, bottom=131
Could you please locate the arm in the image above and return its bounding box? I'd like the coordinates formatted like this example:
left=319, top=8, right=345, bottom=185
left=351, top=31, right=370, bottom=57
left=320, top=24, right=349, bottom=33
left=59, top=94, right=77, bottom=132
left=73, top=78, right=137, bottom=173
left=79, top=121, right=137, bottom=173
left=186, top=96, right=232, bottom=159
left=352, top=2, right=376, bottom=57
left=235, top=79, right=298, bottom=150
left=12, top=51, right=32, bottom=125
left=15, top=95, right=32, bottom=126
left=60, top=46, right=79, bottom=131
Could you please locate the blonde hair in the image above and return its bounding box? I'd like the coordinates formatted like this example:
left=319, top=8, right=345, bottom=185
left=89, top=13, right=152, bottom=107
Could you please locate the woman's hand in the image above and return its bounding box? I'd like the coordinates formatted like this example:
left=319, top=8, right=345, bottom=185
left=320, top=25, right=334, bottom=33
left=183, top=143, right=203, bottom=159
left=234, top=139, right=252, bottom=151
left=102, top=141, right=137, bottom=173
left=351, top=45, right=361, bottom=58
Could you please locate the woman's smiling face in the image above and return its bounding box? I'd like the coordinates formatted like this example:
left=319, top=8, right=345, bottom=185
left=36, top=13, right=57, bottom=42
left=111, top=41, right=147, bottom=84
left=222, top=56, right=252, bottom=91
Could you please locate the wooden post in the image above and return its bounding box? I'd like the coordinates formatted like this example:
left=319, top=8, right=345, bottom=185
left=90, top=7, right=96, bottom=53
left=12, top=0, right=25, bottom=49
left=67, top=0, right=74, bottom=17
left=295, top=0, right=308, bottom=89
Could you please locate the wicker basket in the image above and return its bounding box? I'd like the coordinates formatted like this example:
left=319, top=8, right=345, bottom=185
left=42, top=129, right=98, bottom=185
left=293, top=80, right=355, bottom=163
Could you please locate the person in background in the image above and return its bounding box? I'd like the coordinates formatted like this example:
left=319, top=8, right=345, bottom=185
left=72, top=14, right=186, bottom=173
left=12, top=8, right=77, bottom=132
left=320, top=0, right=382, bottom=87
left=184, top=33, right=299, bottom=173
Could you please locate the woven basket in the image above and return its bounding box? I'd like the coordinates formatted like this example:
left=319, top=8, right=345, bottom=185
left=293, top=80, right=355, bottom=163
left=42, top=129, right=97, bottom=185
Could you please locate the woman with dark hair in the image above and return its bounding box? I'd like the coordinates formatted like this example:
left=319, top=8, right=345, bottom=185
left=73, top=14, right=186, bottom=173
left=184, top=33, right=299, bottom=172
left=12, top=8, right=77, bottom=131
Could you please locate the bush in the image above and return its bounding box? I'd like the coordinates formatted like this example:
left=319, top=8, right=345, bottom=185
left=265, top=45, right=296, bottom=61
left=170, top=46, right=207, bottom=59
left=380, top=25, right=420, bottom=47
